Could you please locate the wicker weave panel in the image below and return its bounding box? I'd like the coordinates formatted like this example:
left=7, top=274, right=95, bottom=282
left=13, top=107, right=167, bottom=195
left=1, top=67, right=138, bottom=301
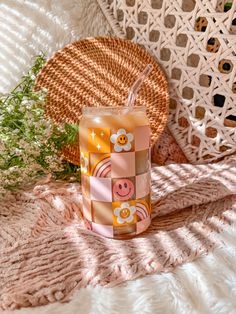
left=98, top=0, right=236, bottom=163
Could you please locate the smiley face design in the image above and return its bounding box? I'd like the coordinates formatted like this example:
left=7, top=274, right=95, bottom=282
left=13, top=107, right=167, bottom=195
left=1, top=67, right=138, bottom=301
left=113, top=179, right=135, bottom=201
left=110, top=129, right=133, bottom=152
left=116, top=134, right=128, bottom=145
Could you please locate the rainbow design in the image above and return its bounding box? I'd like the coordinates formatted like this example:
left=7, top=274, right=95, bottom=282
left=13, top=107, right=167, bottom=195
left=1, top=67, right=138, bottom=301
left=91, top=155, right=111, bottom=178
left=135, top=201, right=149, bottom=221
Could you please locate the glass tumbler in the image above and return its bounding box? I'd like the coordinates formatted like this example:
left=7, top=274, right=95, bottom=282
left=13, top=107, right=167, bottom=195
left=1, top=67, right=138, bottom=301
left=79, top=106, right=151, bottom=239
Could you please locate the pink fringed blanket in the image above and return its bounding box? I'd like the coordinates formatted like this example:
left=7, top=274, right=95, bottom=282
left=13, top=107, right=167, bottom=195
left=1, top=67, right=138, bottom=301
left=0, top=134, right=236, bottom=310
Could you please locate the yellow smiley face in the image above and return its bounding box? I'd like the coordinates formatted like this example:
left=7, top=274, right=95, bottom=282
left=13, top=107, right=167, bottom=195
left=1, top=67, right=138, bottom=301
left=120, top=207, right=131, bottom=219
left=116, top=134, right=128, bottom=145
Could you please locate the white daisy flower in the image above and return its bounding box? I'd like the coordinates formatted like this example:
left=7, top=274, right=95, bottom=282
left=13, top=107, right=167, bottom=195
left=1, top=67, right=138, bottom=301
left=114, top=202, right=135, bottom=225
left=80, top=152, right=88, bottom=174
left=110, top=128, right=133, bottom=152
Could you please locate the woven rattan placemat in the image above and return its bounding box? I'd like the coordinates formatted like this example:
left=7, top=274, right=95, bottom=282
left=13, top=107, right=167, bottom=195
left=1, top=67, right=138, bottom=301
left=36, top=37, right=169, bottom=165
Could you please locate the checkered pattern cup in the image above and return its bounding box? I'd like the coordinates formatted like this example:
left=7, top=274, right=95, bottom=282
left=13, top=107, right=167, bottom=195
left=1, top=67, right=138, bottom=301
left=79, top=106, right=151, bottom=238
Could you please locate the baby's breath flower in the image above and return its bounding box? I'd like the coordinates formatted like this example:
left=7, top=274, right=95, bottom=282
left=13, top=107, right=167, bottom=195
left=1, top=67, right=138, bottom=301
left=0, top=53, right=80, bottom=198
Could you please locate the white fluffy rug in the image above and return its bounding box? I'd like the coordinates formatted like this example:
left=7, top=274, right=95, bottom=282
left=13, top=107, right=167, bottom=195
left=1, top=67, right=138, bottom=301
left=0, top=0, right=111, bottom=93
left=1, top=1, right=236, bottom=313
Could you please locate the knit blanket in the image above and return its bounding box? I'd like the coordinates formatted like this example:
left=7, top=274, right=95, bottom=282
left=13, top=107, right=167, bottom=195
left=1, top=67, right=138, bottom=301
left=1, top=153, right=236, bottom=310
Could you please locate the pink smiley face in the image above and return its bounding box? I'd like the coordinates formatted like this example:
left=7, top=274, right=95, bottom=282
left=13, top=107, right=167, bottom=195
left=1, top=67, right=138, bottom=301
left=113, top=179, right=135, bottom=201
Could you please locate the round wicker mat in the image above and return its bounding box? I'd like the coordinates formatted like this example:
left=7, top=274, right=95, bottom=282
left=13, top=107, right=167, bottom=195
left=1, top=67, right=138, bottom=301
left=36, top=37, right=169, bottom=165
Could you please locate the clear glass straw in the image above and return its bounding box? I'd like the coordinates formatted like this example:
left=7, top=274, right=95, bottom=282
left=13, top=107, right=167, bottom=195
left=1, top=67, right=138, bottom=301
left=125, top=64, right=153, bottom=107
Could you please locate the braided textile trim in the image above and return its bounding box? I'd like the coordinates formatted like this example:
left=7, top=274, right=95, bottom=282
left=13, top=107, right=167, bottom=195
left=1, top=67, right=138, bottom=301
left=97, top=0, right=236, bottom=163
left=1, top=156, right=236, bottom=310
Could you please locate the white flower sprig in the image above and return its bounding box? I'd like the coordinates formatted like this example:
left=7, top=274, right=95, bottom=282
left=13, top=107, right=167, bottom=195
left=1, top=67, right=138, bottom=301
left=0, top=54, right=80, bottom=197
